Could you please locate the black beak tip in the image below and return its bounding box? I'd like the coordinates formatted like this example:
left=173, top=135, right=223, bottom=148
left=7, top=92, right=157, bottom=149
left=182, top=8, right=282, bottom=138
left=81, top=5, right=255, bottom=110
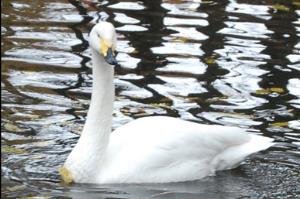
left=104, top=48, right=118, bottom=66
left=106, top=57, right=118, bottom=66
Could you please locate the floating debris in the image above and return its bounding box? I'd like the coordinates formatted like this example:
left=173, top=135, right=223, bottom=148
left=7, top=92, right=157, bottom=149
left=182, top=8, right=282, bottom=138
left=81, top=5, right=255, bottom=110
left=272, top=4, right=290, bottom=12
left=1, top=145, right=28, bottom=154
left=255, top=87, right=285, bottom=95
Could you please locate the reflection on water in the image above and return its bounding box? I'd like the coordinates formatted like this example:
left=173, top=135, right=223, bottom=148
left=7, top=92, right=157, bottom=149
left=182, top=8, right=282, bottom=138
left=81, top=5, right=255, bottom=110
left=1, top=0, right=300, bottom=198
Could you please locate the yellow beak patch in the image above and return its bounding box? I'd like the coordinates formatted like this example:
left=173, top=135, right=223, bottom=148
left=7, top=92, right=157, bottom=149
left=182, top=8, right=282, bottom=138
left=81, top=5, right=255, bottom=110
left=100, top=39, right=114, bottom=57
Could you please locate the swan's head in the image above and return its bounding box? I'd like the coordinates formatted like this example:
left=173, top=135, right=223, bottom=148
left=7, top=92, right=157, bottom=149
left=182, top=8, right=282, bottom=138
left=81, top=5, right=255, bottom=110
left=89, top=21, right=117, bottom=65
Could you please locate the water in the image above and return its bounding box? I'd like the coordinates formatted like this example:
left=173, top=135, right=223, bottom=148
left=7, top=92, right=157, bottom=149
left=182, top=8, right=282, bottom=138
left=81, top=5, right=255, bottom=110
left=1, top=0, right=300, bottom=198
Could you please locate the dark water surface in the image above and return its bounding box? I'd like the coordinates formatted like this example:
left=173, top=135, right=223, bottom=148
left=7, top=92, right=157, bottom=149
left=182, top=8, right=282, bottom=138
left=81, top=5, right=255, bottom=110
left=1, top=0, right=300, bottom=198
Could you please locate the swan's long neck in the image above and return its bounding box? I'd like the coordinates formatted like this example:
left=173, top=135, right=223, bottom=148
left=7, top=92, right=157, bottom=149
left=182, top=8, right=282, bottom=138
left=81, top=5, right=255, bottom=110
left=64, top=49, right=114, bottom=182
left=82, top=50, right=114, bottom=141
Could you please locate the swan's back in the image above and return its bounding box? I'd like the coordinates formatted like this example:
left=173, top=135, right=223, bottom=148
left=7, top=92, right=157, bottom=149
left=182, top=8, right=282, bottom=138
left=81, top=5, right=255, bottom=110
left=96, top=116, right=274, bottom=183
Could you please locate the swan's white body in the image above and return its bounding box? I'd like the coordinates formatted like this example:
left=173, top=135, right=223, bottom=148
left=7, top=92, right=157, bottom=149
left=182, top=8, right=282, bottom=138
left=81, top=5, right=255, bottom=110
left=62, top=22, right=274, bottom=184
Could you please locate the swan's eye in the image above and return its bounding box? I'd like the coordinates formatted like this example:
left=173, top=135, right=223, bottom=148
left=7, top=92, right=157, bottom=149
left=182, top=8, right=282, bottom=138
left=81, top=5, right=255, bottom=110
left=97, top=33, right=100, bottom=38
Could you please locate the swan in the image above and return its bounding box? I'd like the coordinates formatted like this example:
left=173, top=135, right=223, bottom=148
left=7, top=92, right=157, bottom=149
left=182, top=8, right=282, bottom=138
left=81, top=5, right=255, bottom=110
left=59, top=21, right=274, bottom=184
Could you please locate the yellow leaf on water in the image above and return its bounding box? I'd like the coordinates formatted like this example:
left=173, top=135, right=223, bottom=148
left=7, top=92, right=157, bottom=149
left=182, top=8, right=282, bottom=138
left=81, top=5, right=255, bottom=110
left=272, top=4, right=290, bottom=12
left=150, top=103, right=171, bottom=109
left=270, top=87, right=284, bottom=93
left=1, top=145, right=28, bottom=154
left=172, top=37, right=189, bottom=43
left=204, top=57, right=215, bottom=64
left=255, top=89, right=270, bottom=95
left=255, top=87, right=284, bottom=95
left=204, top=54, right=218, bottom=65
left=271, top=122, right=289, bottom=127
left=4, top=123, right=23, bottom=132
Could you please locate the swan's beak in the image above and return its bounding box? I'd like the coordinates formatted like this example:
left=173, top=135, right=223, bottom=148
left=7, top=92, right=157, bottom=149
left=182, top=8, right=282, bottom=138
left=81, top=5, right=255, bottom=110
left=100, top=39, right=118, bottom=66
left=104, top=48, right=118, bottom=66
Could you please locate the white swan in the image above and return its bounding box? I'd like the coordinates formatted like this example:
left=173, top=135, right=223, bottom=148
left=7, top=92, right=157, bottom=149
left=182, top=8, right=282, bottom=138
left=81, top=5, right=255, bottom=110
left=59, top=22, right=274, bottom=184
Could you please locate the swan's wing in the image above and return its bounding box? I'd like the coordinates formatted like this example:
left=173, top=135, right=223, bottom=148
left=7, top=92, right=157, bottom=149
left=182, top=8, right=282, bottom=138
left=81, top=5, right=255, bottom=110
left=111, top=116, right=251, bottom=151
left=101, top=116, right=271, bottom=183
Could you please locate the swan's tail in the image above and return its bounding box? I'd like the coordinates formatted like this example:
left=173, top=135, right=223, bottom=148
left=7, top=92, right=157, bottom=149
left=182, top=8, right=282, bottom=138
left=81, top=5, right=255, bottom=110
left=214, top=134, right=274, bottom=171
left=246, top=134, right=275, bottom=154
